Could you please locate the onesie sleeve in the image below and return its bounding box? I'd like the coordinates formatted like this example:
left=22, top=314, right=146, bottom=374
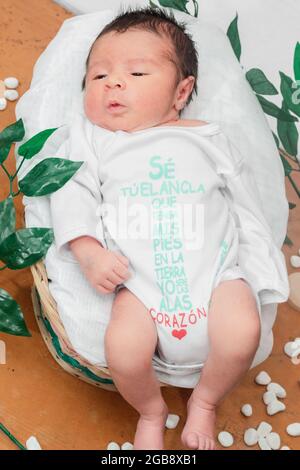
left=49, top=113, right=107, bottom=260
left=213, top=132, right=290, bottom=308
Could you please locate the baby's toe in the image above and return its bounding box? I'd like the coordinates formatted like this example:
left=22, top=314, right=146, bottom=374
left=209, top=439, right=216, bottom=450
left=204, top=437, right=211, bottom=450
left=185, top=432, right=198, bottom=449
left=198, top=435, right=207, bottom=450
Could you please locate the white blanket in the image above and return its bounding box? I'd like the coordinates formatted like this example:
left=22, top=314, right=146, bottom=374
left=15, top=9, right=289, bottom=387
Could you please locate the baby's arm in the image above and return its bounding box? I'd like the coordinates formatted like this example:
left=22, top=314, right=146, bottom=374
left=69, top=235, right=131, bottom=294
left=48, top=114, right=131, bottom=293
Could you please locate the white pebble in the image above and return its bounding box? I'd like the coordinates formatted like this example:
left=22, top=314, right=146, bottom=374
left=266, top=432, right=281, bottom=450
left=241, top=404, right=252, bottom=417
left=281, top=446, right=291, bottom=450
left=263, top=391, right=277, bottom=405
left=284, top=341, right=295, bottom=357
left=255, top=371, right=271, bottom=385
left=258, top=436, right=271, bottom=450
left=286, top=423, right=300, bottom=437
left=107, top=441, right=120, bottom=450
left=4, top=89, right=19, bottom=101
left=218, top=431, right=234, bottom=447
left=267, top=382, right=286, bottom=398
left=290, top=255, right=300, bottom=268
left=121, top=442, right=133, bottom=450
left=257, top=421, right=272, bottom=437
left=0, top=97, right=7, bottom=110
left=165, top=414, right=180, bottom=429
left=244, top=428, right=258, bottom=446
left=267, top=399, right=286, bottom=416
left=26, top=436, right=42, bottom=450
left=4, top=76, right=19, bottom=89
left=284, top=341, right=300, bottom=358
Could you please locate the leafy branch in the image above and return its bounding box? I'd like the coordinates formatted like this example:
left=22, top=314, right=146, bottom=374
left=0, top=119, right=83, bottom=336
left=227, top=15, right=300, bottom=246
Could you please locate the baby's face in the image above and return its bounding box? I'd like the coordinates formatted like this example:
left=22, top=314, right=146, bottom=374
left=84, top=30, right=184, bottom=132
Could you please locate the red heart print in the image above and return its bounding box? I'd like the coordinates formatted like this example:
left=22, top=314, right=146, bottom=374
left=172, top=329, right=187, bottom=340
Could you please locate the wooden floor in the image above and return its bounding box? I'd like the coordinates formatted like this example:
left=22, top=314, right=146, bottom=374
left=0, top=0, right=299, bottom=451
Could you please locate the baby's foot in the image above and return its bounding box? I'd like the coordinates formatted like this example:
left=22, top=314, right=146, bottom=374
left=133, top=404, right=169, bottom=450
left=181, top=395, right=217, bottom=450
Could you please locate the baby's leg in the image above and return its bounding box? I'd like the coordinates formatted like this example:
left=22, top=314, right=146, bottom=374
left=181, top=279, right=261, bottom=450
left=104, top=287, right=168, bottom=450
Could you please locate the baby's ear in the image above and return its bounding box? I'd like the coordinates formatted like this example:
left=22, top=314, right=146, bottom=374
left=186, top=75, right=196, bottom=93
left=175, top=75, right=195, bottom=110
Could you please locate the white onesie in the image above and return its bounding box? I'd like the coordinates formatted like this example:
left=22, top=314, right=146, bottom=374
left=50, top=112, right=289, bottom=371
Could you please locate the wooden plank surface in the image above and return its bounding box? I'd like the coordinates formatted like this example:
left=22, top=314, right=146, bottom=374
left=0, top=0, right=299, bottom=450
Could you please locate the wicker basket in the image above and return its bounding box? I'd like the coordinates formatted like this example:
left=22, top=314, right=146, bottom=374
left=30, top=259, right=170, bottom=391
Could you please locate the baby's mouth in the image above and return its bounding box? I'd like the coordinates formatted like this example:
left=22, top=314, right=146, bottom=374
left=107, top=101, right=126, bottom=111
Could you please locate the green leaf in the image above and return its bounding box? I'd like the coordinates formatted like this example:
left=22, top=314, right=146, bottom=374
left=246, top=68, right=278, bottom=95
left=294, top=42, right=300, bottom=81
left=289, top=202, right=296, bottom=210
left=279, top=71, right=300, bottom=118
left=18, top=158, right=83, bottom=197
left=157, top=0, right=189, bottom=13
left=227, top=14, right=241, bottom=62
left=272, top=132, right=280, bottom=148
left=256, top=94, right=298, bottom=122
left=284, top=234, right=293, bottom=247
left=0, top=288, right=31, bottom=336
left=0, top=228, right=54, bottom=270
left=277, top=101, right=299, bottom=156
left=280, top=155, right=293, bottom=176
left=149, top=0, right=160, bottom=8
left=18, top=128, right=58, bottom=160
left=0, top=196, right=16, bottom=244
left=0, top=119, right=25, bottom=164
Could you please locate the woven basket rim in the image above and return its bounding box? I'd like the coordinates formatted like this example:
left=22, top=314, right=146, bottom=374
left=30, top=259, right=170, bottom=388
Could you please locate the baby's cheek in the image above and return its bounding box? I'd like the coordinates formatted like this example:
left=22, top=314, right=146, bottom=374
left=84, top=91, right=101, bottom=124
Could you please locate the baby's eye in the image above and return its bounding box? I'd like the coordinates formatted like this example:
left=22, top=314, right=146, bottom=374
left=92, top=73, right=146, bottom=80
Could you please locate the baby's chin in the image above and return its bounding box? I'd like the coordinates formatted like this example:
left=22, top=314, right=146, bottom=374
left=87, top=114, right=151, bottom=133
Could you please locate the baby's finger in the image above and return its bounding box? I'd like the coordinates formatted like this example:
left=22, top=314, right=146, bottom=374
left=113, top=263, right=131, bottom=279
left=101, top=278, right=117, bottom=290
left=96, top=284, right=114, bottom=295
left=114, top=251, right=129, bottom=267
left=107, top=271, right=124, bottom=285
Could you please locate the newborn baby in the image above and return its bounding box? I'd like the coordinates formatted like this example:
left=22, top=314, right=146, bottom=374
left=50, top=7, right=289, bottom=450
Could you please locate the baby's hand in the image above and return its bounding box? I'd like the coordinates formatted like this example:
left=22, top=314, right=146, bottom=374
left=69, top=236, right=131, bottom=294
left=81, top=247, right=131, bottom=294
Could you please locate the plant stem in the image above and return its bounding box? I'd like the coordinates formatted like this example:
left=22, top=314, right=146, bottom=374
left=279, top=148, right=299, bottom=164
left=9, top=177, right=14, bottom=197
left=288, top=173, right=300, bottom=198
left=0, top=422, right=27, bottom=450
left=0, top=163, right=11, bottom=180
left=11, top=157, right=26, bottom=180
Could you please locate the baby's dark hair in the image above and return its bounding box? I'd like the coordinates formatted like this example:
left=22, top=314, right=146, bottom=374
left=81, top=6, right=198, bottom=111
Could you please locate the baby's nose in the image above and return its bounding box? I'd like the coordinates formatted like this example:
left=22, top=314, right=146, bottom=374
left=105, top=76, right=126, bottom=89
